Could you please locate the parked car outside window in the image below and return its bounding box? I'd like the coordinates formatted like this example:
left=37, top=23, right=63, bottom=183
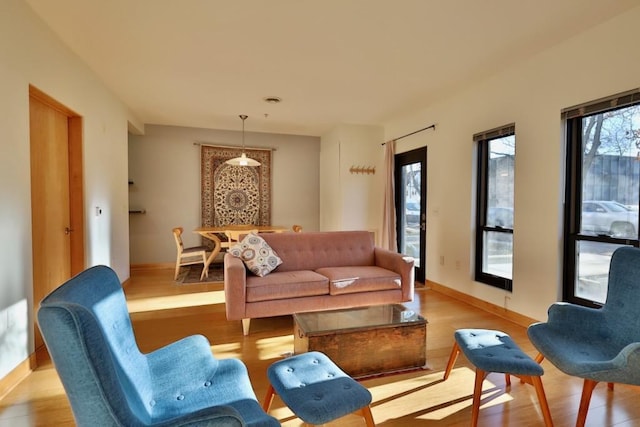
left=582, top=200, right=638, bottom=238
left=405, top=201, right=420, bottom=225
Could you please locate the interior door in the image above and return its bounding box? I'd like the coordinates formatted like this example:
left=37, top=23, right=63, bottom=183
left=29, top=86, right=84, bottom=356
left=395, top=147, right=427, bottom=283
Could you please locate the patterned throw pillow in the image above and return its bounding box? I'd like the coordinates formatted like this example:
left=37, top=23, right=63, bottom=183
left=229, top=233, right=283, bottom=277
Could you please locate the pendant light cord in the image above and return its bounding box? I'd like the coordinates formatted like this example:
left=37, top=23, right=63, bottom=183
left=240, top=114, right=248, bottom=151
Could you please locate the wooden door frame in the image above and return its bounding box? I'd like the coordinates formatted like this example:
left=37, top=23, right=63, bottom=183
left=394, top=147, right=427, bottom=283
left=29, top=85, right=85, bottom=364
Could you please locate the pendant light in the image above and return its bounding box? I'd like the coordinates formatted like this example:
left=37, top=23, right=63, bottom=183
left=226, top=114, right=261, bottom=166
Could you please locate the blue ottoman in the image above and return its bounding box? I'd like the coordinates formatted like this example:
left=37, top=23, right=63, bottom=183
left=443, top=329, right=552, bottom=427
left=263, top=351, right=375, bottom=426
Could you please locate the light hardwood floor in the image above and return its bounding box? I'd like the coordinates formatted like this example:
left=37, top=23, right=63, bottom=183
left=1, top=267, right=640, bottom=426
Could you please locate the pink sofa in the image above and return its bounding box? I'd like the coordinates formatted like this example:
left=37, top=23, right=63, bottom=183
left=223, top=230, right=415, bottom=335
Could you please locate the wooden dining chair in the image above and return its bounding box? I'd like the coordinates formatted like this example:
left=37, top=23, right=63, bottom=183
left=221, top=229, right=258, bottom=249
left=172, top=227, right=209, bottom=280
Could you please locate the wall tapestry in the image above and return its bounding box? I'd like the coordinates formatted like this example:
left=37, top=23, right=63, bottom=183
left=201, top=145, right=272, bottom=227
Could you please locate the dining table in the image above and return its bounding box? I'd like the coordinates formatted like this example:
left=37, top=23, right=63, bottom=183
left=193, top=225, right=289, bottom=274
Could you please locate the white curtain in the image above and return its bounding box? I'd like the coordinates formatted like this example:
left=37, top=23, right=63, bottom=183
left=381, top=140, right=397, bottom=251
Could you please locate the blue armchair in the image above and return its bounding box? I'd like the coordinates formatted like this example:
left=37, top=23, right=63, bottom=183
left=528, top=246, right=640, bottom=427
left=37, top=265, right=279, bottom=427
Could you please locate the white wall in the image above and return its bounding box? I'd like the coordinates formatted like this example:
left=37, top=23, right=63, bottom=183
left=0, top=0, right=133, bottom=380
left=319, top=127, right=341, bottom=231
left=384, top=5, right=640, bottom=322
left=319, top=124, right=384, bottom=241
left=128, top=125, right=320, bottom=264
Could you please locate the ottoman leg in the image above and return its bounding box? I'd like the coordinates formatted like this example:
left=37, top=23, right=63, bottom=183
left=359, top=405, right=376, bottom=427
left=471, top=368, right=487, bottom=427
left=443, top=342, right=460, bottom=380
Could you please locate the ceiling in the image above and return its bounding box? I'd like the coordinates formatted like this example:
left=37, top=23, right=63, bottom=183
left=25, top=0, right=638, bottom=137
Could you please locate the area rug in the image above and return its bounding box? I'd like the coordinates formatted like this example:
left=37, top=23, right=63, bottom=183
left=200, top=145, right=272, bottom=227
left=176, top=263, right=224, bottom=284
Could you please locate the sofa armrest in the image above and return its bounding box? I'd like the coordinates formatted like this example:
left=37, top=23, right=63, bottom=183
left=374, top=247, right=415, bottom=301
left=224, top=253, right=248, bottom=320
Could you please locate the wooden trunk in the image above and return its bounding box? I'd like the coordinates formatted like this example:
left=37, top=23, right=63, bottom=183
left=294, top=310, right=427, bottom=378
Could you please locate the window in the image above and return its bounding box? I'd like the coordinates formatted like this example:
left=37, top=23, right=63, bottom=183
left=474, top=124, right=515, bottom=291
left=564, top=89, right=640, bottom=306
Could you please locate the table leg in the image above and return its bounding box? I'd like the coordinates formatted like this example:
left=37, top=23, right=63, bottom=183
left=198, top=233, right=222, bottom=281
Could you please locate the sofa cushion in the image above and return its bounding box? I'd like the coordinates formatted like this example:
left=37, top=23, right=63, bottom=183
left=315, top=266, right=402, bottom=295
left=260, top=231, right=375, bottom=272
left=229, top=233, right=283, bottom=277
left=246, top=270, right=329, bottom=302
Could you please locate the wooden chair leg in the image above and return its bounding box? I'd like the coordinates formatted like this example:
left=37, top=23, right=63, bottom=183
left=262, top=384, right=275, bottom=412
left=174, top=260, right=181, bottom=280
left=576, top=379, right=598, bottom=427
left=521, top=354, right=545, bottom=384
left=359, top=406, right=376, bottom=427
left=471, top=369, right=486, bottom=427
left=443, top=342, right=460, bottom=380
left=530, top=376, right=554, bottom=427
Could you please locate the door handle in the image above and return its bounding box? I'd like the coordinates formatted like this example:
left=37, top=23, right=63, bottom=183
left=64, top=226, right=73, bottom=235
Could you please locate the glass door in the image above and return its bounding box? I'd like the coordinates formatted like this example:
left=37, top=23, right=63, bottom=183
left=395, top=147, right=427, bottom=282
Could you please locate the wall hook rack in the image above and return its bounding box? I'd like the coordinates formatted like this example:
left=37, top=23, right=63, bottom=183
left=349, top=166, right=376, bottom=175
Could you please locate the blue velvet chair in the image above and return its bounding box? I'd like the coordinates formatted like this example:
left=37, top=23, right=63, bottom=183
left=37, top=265, right=280, bottom=427
left=528, top=246, right=640, bottom=427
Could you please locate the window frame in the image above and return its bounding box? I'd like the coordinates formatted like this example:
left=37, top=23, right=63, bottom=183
left=474, top=124, right=515, bottom=291
left=563, top=89, right=640, bottom=307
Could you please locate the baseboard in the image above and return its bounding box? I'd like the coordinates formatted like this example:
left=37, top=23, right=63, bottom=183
left=130, top=262, right=173, bottom=271
left=0, top=353, right=37, bottom=401
left=427, top=280, right=538, bottom=328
